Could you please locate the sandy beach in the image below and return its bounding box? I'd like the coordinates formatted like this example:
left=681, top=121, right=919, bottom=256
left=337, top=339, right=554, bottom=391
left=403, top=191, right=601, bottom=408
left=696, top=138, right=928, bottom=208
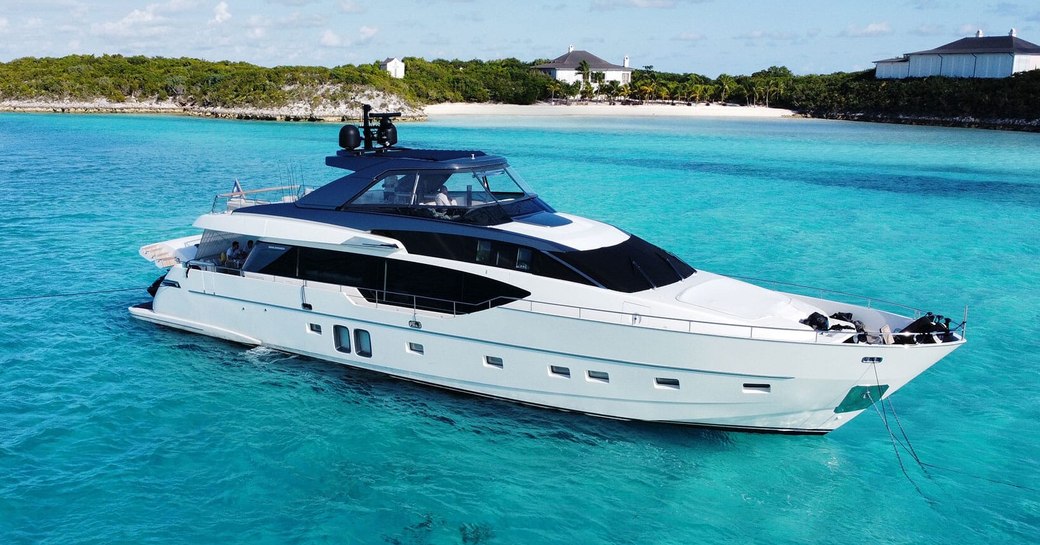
left=424, top=101, right=794, bottom=118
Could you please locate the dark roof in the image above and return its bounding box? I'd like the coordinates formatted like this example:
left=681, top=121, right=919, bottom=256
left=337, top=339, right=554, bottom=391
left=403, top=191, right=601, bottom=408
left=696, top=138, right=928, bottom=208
left=908, top=35, right=1040, bottom=56
left=534, top=49, right=631, bottom=71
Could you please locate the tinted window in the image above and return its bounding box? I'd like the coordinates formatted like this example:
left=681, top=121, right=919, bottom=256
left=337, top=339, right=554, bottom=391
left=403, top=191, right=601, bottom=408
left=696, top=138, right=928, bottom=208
left=373, top=230, right=593, bottom=286
left=552, top=236, right=695, bottom=293
left=355, top=329, right=372, bottom=357
left=297, top=247, right=384, bottom=288
left=244, top=243, right=298, bottom=277
left=243, top=242, right=528, bottom=314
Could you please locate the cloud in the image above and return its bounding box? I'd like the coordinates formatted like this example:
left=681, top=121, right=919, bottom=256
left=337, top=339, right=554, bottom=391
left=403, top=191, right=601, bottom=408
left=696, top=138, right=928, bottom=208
left=90, top=0, right=194, bottom=38
left=840, top=22, right=892, bottom=38
left=320, top=25, right=378, bottom=48
left=246, top=15, right=269, bottom=39
left=359, top=25, right=378, bottom=39
left=734, top=30, right=801, bottom=43
left=210, top=1, right=231, bottom=24
left=339, top=0, right=365, bottom=13
left=320, top=30, right=342, bottom=47
left=92, top=7, right=167, bottom=38
left=590, top=0, right=706, bottom=10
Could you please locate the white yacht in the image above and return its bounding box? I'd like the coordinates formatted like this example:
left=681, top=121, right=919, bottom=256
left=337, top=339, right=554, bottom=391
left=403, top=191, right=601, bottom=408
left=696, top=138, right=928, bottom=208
left=130, top=107, right=966, bottom=434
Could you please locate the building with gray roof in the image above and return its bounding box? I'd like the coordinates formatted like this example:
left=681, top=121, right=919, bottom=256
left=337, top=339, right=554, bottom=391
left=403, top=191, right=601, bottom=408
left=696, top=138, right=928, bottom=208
left=535, top=46, right=632, bottom=85
left=874, top=29, right=1040, bottom=79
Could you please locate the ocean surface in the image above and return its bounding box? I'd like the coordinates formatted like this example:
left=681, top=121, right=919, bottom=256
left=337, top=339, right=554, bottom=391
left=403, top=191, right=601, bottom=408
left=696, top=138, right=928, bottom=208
left=0, top=111, right=1037, bottom=544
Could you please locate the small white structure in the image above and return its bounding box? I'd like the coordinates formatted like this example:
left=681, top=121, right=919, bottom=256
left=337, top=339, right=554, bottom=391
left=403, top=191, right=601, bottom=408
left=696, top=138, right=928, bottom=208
left=535, top=46, right=632, bottom=85
left=875, top=29, right=1040, bottom=79
left=380, top=57, right=405, bottom=79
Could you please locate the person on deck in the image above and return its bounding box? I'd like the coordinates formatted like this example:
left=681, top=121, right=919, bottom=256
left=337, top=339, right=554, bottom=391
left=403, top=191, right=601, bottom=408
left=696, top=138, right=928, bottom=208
left=226, top=241, right=246, bottom=267
left=435, top=185, right=457, bottom=207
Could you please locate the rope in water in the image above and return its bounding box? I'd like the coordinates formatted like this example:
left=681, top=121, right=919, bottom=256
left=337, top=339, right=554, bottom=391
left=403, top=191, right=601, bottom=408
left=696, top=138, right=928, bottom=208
left=868, top=364, right=1038, bottom=495
left=0, top=287, right=147, bottom=303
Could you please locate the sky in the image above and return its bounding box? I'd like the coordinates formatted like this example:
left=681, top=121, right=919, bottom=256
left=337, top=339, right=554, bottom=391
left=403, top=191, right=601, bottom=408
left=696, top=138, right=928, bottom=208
left=0, top=0, right=1037, bottom=77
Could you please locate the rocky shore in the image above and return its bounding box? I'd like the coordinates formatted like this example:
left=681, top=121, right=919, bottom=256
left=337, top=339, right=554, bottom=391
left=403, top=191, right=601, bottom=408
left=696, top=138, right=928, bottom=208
left=803, top=111, right=1040, bottom=132
left=0, top=85, right=426, bottom=121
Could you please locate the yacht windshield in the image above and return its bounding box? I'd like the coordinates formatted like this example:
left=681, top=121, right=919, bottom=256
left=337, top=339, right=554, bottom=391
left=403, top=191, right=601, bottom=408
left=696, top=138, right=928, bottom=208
left=349, top=167, right=530, bottom=210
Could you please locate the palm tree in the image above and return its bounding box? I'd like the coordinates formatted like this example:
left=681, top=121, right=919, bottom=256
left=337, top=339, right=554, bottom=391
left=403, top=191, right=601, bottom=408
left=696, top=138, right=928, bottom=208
left=618, top=83, right=631, bottom=101
left=716, top=75, right=736, bottom=103
left=546, top=79, right=561, bottom=103
left=576, top=59, right=592, bottom=99
left=638, top=83, right=655, bottom=102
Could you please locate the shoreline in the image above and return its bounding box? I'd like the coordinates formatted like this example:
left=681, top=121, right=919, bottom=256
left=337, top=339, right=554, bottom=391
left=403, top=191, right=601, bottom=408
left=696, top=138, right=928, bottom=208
left=0, top=96, right=427, bottom=122
left=4, top=98, right=1037, bottom=131
left=424, top=101, right=794, bottom=118
left=0, top=98, right=792, bottom=121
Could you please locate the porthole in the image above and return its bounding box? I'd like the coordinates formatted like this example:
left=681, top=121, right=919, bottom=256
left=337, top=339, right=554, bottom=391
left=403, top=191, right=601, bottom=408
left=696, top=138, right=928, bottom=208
left=655, top=377, right=680, bottom=390
left=484, top=356, right=504, bottom=369
left=550, top=365, right=571, bottom=378
left=408, top=342, right=424, bottom=355
left=587, top=370, right=609, bottom=383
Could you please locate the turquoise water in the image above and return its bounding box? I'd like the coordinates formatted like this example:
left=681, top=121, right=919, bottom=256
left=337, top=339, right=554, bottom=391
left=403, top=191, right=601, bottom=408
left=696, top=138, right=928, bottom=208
left=1, top=112, right=1037, bottom=544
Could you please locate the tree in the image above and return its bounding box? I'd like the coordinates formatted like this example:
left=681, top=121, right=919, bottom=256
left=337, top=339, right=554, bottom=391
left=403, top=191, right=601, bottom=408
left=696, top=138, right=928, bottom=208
left=547, top=79, right=561, bottom=102
left=576, top=59, right=592, bottom=99
left=716, top=74, right=736, bottom=103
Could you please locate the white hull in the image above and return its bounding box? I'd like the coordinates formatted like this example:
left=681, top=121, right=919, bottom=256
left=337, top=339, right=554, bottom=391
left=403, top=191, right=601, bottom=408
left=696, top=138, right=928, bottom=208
left=131, top=265, right=961, bottom=434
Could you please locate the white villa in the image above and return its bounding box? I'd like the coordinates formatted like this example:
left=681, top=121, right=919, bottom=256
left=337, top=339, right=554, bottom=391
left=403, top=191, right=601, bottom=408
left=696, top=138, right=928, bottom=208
left=535, top=46, right=632, bottom=85
left=380, top=57, right=405, bottom=79
left=875, top=29, right=1040, bottom=79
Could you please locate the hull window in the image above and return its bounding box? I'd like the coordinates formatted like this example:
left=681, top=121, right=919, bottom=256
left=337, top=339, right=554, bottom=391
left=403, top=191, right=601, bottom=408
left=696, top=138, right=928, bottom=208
left=550, top=365, right=571, bottom=378
left=743, top=383, right=771, bottom=394
left=355, top=329, right=372, bottom=357
left=587, top=370, right=610, bottom=383
left=333, top=325, right=351, bottom=353
left=655, top=377, right=680, bottom=389
left=484, top=356, right=504, bottom=368
left=408, top=342, right=424, bottom=355
left=308, top=323, right=322, bottom=334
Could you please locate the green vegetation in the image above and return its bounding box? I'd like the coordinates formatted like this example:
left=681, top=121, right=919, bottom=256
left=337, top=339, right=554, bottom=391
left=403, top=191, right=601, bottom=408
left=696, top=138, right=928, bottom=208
left=0, top=54, right=551, bottom=108
left=2, top=54, right=1039, bottom=127
left=0, top=54, right=409, bottom=107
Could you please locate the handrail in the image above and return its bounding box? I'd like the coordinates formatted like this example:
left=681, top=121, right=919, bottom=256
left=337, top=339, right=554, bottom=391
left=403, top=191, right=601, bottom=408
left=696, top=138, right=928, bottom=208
left=189, top=265, right=962, bottom=345
left=211, top=184, right=308, bottom=213
left=215, top=185, right=303, bottom=198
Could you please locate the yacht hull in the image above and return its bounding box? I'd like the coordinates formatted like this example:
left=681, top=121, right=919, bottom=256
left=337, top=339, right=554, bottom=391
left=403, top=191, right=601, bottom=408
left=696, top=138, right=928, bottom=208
left=131, top=266, right=962, bottom=434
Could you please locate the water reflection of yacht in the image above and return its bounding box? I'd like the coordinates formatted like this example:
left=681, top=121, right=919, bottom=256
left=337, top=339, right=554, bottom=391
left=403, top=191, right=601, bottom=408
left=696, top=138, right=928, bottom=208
left=131, top=107, right=965, bottom=434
